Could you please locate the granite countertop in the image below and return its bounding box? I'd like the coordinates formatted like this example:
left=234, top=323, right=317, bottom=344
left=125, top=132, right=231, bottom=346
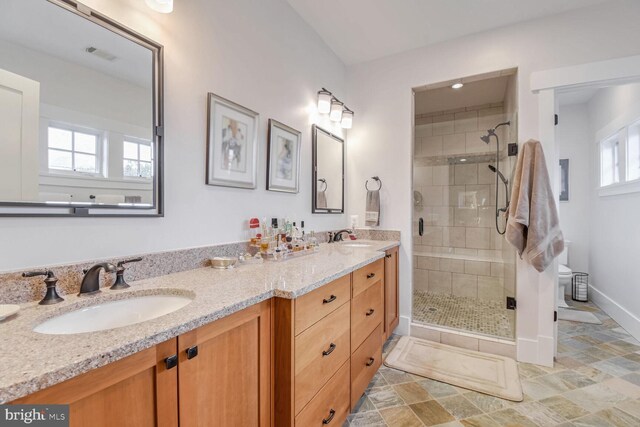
left=0, top=240, right=399, bottom=403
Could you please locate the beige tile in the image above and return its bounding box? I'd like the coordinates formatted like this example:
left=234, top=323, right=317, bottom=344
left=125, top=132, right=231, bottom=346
left=446, top=185, right=466, bottom=207
left=433, top=114, right=455, bottom=136
left=454, top=164, right=478, bottom=185
left=410, top=325, right=441, bottom=342
left=477, top=276, right=503, bottom=302
left=464, top=260, right=491, bottom=276
left=594, top=407, right=640, bottom=427
left=443, top=227, right=466, bottom=248
left=414, top=139, right=422, bottom=156
left=460, top=414, right=501, bottom=427
left=413, top=166, right=432, bottom=186
left=441, top=332, right=479, bottom=351
left=423, top=227, right=444, bottom=246
left=423, top=186, right=445, bottom=207
left=380, top=405, right=423, bottom=427
left=538, top=395, right=590, bottom=420
left=477, top=206, right=494, bottom=228
left=465, top=131, right=488, bottom=154
left=393, top=382, right=432, bottom=404
left=428, top=270, right=452, bottom=294
left=478, top=340, right=516, bottom=358
left=423, top=135, right=444, bottom=156
left=477, top=162, right=495, bottom=184
left=465, top=228, right=491, bottom=250
left=440, top=258, right=465, bottom=273
left=454, top=110, right=478, bottom=133
left=433, top=165, right=454, bottom=185
left=415, top=123, right=433, bottom=138
left=443, top=133, right=467, bottom=155
left=413, top=269, right=429, bottom=292
left=409, top=400, right=456, bottom=426
left=478, top=107, right=505, bottom=132
left=427, top=207, right=454, bottom=227
left=490, top=263, right=505, bottom=277
left=415, top=116, right=432, bottom=126
left=603, top=377, right=640, bottom=399
left=454, top=207, right=479, bottom=227
left=417, top=255, right=440, bottom=270
left=466, top=184, right=493, bottom=207
left=452, top=273, right=478, bottom=298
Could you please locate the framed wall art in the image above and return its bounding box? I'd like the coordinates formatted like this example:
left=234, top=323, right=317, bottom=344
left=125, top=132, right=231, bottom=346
left=266, top=119, right=301, bottom=193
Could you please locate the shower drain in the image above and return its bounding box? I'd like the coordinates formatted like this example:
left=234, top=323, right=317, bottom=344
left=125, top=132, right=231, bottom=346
left=427, top=307, right=438, bottom=312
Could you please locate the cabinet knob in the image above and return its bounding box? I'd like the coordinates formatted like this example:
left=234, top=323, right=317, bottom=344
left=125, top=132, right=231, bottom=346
left=164, top=354, right=178, bottom=370
left=385, top=254, right=392, bottom=258
left=186, top=345, right=198, bottom=360
left=322, top=409, right=336, bottom=425
left=366, top=357, right=375, bottom=367
left=322, top=294, right=337, bottom=304
left=366, top=308, right=375, bottom=316
left=322, top=343, right=336, bottom=357
left=366, top=273, right=376, bottom=279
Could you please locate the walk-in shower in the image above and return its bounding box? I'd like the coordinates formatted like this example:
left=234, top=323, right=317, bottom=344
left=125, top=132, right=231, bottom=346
left=412, top=71, right=517, bottom=341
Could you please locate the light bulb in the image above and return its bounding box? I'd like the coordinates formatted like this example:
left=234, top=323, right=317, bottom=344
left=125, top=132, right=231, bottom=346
left=317, top=89, right=332, bottom=114
left=451, top=82, right=464, bottom=89
left=341, top=109, right=353, bottom=129
left=330, top=99, right=343, bottom=122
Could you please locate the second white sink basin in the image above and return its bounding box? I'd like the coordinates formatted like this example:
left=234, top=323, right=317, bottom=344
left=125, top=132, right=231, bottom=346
left=34, top=294, right=193, bottom=335
left=341, top=242, right=373, bottom=248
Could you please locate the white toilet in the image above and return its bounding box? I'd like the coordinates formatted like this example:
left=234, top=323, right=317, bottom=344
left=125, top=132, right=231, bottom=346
left=557, top=240, right=572, bottom=308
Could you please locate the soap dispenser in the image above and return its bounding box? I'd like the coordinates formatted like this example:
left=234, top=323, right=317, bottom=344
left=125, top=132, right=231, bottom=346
left=22, top=270, right=64, bottom=305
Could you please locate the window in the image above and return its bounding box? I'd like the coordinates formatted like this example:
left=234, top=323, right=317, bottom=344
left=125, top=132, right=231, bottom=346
left=600, top=133, right=622, bottom=187
left=123, top=139, right=153, bottom=178
left=48, top=126, right=100, bottom=174
left=628, top=120, right=640, bottom=182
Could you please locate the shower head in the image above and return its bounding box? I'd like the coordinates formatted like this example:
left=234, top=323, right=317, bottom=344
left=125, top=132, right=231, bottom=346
left=488, top=165, right=508, bottom=185
left=480, top=121, right=511, bottom=144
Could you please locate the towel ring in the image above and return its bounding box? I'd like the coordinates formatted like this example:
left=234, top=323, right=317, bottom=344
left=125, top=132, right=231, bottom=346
left=365, top=176, right=382, bottom=191
left=317, top=178, right=327, bottom=192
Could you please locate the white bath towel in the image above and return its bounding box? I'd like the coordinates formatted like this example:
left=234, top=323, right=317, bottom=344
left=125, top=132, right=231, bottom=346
left=365, top=190, right=380, bottom=227
left=506, top=139, right=564, bottom=272
left=316, top=190, right=327, bottom=209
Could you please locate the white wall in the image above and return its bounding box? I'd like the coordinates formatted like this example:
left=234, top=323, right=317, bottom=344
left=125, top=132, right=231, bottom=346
left=587, top=82, right=640, bottom=337
left=346, top=0, right=640, bottom=361
left=0, top=0, right=348, bottom=271
left=557, top=103, right=591, bottom=274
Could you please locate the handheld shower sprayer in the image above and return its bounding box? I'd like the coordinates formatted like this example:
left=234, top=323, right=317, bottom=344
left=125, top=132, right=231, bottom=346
left=480, top=121, right=511, bottom=234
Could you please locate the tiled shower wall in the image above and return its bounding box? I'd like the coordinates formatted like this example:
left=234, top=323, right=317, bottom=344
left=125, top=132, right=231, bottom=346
left=413, top=103, right=516, bottom=303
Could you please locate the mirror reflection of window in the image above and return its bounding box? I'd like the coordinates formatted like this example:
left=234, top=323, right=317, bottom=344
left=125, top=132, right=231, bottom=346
left=47, top=126, right=100, bottom=175
left=123, top=139, right=153, bottom=179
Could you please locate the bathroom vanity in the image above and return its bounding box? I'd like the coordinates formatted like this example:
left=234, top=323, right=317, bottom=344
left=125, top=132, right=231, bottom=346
left=2, top=241, right=399, bottom=427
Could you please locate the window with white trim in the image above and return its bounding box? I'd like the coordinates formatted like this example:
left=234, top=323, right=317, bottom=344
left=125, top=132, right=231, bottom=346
left=47, top=125, right=100, bottom=174
left=123, top=139, right=153, bottom=179
left=628, top=120, right=640, bottom=182
left=600, top=132, right=622, bottom=187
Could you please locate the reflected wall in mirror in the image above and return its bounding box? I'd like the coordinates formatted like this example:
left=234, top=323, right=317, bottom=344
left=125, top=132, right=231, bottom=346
left=0, top=0, right=163, bottom=216
left=312, top=125, right=344, bottom=213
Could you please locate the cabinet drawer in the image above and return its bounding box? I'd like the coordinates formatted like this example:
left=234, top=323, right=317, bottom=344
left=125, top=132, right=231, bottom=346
left=352, top=258, right=384, bottom=297
left=351, top=324, right=383, bottom=407
left=295, top=361, right=350, bottom=427
left=351, top=280, right=383, bottom=350
left=295, top=274, right=351, bottom=335
left=294, top=302, right=351, bottom=414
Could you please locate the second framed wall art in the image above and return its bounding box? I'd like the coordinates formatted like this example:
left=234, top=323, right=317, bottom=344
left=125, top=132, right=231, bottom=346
left=266, top=119, right=301, bottom=193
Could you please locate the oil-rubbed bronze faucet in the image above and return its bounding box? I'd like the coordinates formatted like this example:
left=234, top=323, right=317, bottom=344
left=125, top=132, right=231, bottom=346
left=332, top=229, right=354, bottom=242
left=78, top=263, right=116, bottom=295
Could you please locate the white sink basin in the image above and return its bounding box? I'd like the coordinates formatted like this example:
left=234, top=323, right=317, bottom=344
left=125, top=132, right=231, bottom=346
left=341, top=242, right=373, bottom=248
left=34, top=294, right=193, bottom=335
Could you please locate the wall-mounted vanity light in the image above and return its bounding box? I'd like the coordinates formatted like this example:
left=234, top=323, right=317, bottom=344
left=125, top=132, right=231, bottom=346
left=146, top=0, right=173, bottom=13
left=341, top=108, right=353, bottom=129
left=316, top=88, right=354, bottom=128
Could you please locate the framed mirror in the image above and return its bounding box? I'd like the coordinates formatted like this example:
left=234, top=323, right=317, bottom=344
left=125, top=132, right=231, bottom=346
left=312, top=125, right=344, bottom=213
left=0, top=0, right=163, bottom=217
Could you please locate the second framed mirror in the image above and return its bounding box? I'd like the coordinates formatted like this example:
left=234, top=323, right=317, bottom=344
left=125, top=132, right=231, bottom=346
left=312, top=125, right=344, bottom=214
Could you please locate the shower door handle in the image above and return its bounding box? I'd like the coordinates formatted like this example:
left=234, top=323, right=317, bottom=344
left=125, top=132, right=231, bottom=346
left=418, top=217, right=424, bottom=236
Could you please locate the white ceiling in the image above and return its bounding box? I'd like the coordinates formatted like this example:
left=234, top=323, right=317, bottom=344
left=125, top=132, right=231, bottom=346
left=286, top=0, right=610, bottom=65
left=0, top=0, right=152, bottom=88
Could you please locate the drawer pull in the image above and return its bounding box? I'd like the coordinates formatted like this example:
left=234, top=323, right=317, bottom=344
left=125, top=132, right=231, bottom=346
left=322, top=409, right=336, bottom=425
left=385, top=254, right=392, bottom=258
left=366, top=357, right=375, bottom=367
left=186, top=345, right=198, bottom=360
left=323, top=294, right=337, bottom=304
left=366, top=308, right=375, bottom=316
left=366, top=273, right=376, bottom=279
left=164, top=354, right=178, bottom=370
left=322, top=343, right=336, bottom=357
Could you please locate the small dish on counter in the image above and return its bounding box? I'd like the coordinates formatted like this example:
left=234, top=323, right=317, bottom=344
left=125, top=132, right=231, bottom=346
left=210, top=257, right=238, bottom=269
left=0, top=304, right=20, bottom=321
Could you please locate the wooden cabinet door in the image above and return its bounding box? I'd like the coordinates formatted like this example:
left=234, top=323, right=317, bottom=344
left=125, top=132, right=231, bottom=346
left=13, top=339, right=179, bottom=427
left=384, top=246, right=399, bottom=339
left=178, top=300, right=271, bottom=427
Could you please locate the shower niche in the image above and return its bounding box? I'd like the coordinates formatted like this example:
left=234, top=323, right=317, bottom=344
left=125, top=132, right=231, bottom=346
left=411, top=69, right=518, bottom=342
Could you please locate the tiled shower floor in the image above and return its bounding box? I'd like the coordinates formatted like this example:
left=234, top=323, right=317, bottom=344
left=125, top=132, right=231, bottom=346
left=413, top=291, right=515, bottom=339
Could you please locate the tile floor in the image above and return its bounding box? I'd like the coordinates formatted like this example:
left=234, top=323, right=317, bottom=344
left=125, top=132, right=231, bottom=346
left=346, top=301, right=640, bottom=426
left=413, top=291, right=515, bottom=339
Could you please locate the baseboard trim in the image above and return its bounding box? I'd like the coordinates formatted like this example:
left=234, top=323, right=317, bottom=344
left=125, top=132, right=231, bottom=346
left=589, top=284, right=640, bottom=342
left=398, top=315, right=411, bottom=336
